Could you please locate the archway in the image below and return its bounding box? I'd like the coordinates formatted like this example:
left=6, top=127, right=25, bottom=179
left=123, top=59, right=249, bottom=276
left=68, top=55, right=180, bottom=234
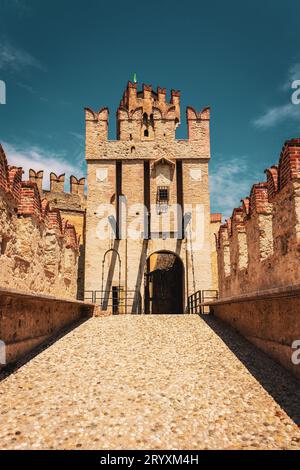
left=145, top=251, right=184, bottom=314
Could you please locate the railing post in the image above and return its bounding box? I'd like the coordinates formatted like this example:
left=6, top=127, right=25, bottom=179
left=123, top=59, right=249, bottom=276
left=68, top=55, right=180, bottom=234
left=200, top=290, right=203, bottom=315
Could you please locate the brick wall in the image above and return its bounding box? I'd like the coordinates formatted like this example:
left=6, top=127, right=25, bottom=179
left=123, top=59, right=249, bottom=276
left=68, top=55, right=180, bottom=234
left=0, top=144, right=80, bottom=299
left=217, top=138, right=300, bottom=298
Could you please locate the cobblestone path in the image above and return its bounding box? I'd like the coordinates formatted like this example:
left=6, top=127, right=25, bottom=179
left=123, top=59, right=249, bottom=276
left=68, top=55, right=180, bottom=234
left=0, top=315, right=300, bottom=450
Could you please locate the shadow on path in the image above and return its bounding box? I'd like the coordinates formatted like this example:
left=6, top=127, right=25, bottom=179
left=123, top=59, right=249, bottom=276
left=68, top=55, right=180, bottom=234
left=202, top=315, right=300, bottom=427
left=0, top=318, right=90, bottom=383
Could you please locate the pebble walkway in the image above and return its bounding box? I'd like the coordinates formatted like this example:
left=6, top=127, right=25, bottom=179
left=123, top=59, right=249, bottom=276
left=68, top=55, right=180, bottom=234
left=0, top=315, right=300, bottom=450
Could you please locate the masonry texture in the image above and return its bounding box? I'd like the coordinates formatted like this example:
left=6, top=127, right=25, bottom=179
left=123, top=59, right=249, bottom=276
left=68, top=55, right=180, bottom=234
left=29, top=170, right=86, bottom=299
left=0, top=146, right=81, bottom=299
left=217, top=139, right=300, bottom=298
left=214, top=139, right=300, bottom=379
left=0, top=287, right=94, bottom=364
left=85, top=82, right=219, bottom=313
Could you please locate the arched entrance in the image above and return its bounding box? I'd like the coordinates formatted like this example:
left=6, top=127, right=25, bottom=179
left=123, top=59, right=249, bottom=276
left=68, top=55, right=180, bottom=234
left=145, top=251, right=184, bottom=314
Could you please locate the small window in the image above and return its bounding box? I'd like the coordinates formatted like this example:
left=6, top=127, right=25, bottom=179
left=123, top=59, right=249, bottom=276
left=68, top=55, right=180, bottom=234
left=156, top=187, right=169, bottom=213
left=144, top=129, right=149, bottom=137
left=157, top=187, right=169, bottom=203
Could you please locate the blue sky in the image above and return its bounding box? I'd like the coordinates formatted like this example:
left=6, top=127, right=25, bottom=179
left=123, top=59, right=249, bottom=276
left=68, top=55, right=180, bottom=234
left=0, top=0, right=300, bottom=217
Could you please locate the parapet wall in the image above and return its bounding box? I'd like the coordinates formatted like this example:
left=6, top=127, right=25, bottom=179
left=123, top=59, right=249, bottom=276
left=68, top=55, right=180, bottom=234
left=0, top=287, right=94, bottom=366
left=217, top=139, right=300, bottom=298
left=207, top=285, right=300, bottom=380
left=0, top=144, right=80, bottom=299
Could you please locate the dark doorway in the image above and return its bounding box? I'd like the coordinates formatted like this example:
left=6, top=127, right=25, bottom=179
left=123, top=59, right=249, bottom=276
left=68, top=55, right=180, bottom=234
left=145, top=251, right=184, bottom=314
left=112, top=286, right=120, bottom=315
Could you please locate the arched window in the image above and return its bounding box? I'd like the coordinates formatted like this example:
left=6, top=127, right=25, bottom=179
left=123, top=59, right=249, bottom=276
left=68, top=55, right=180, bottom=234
left=144, top=129, right=149, bottom=137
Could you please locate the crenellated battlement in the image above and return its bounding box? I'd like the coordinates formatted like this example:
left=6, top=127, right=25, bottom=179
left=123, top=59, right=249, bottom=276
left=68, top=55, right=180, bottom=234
left=18, top=181, right=43, bottom=219
left=0, top=144, right=81, bottom=247
left=70, top=175, right=85, bottom=196
left=278, top=138, right=300, bottom=189
left=85, top=82, right=211, bottom=157
left=217, top=138, right=300, bottom=298
left=46, top=207, right=63, bottom=234
left=119, top=81, right=181, bottom=118
left=0, top=144, right=81, bottom=299
left=28, top=168, right=86, bottom=200
left=50, top=172, right=65, bottom=193
left=186, top=107, right=211, bottom=143
left=264, top=165, right=278, bottom=200
left=29, top=169, right=44, bottom=194
left=117, top=82, right=181, bottom=142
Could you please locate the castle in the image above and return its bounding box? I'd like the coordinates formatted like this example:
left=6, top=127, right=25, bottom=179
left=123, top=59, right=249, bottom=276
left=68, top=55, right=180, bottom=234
left=84, top=81, right=220, bottom=313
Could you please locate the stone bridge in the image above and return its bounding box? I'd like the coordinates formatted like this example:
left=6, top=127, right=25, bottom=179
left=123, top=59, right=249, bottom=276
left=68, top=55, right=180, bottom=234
left=1, top=315, right=300, bottom=450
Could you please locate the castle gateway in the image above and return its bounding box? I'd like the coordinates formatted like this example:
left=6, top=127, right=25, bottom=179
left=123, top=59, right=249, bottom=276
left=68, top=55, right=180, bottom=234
left=84, top=82, right=220, bottom=313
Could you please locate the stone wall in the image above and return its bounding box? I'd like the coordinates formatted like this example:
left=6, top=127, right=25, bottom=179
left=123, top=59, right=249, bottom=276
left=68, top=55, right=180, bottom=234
left=0, top=287, right=94, bottom=365
left=217, top=139, right=300, bottom=298
left=29, top=170, right=87, bottom=299
left=0, top=145, right=80, bottom=300
left=207, top=285, right=300, bottom=380
left=212, top=138, right=300, bottom=379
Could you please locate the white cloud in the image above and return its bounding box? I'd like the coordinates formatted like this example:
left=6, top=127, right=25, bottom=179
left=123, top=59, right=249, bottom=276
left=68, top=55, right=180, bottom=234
left=283, top=63, right=300, bottom=91
left=210, top=157, right=261, bottom=220
left=0, top=42, right=43, bottom=72
left=253, top=103, right=300, bottom=128
left=253, top=62, right=300, bottom=129
left=2, top=142, right=84, bottom=190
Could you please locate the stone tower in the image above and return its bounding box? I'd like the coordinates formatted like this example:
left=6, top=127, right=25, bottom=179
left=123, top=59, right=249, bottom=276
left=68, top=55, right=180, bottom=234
left=84, top=81, right=215, bottom=313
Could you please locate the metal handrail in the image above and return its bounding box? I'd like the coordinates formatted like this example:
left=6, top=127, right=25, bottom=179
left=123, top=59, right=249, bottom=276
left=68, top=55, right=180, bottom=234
left=84, top=289, right=141, bottom=314
left=188, top=290, right=219, bottom=315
